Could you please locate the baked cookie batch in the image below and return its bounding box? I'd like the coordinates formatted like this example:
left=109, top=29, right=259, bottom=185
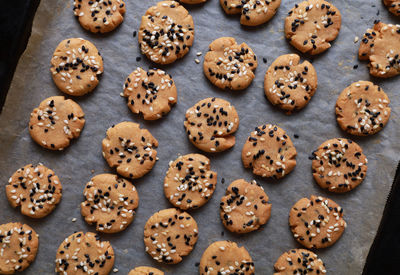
left=4, top=0, right=395, bottom=274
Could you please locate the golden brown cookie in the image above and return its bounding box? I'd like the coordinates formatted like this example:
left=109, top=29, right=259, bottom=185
left=73, top=0, right=126, bottom=33
left=264, top=54, right=317, bottom=114
left=128, top=266, right=164, bottom=275
left=383, top=0, right=400, bottom=16
left=0, top=223, right=39, bottom=274
left=81, top=173, right=139, bottom=233
left=144, top=208, right=198, bottom=264
left=199, top=240, right=255, bottom=275
left=6, top=164, right=62, bottom=218
left=336, top=81, right=391, bottom=136
left=50, top=38, right=103, bottom=96
left=274, top=249, right=326, bottom=275
left=289, top=195, right=346, bottom=249
left=242, top=124, right=297, bottom=179
left=102, top=122, right=158, bottom=179
left=359, top=22, right=400, bottom=78
left=164, top=154, right=217, bottom=210
left=139, top=1, right=194, bottom=64
left=123, top=68, right=177, bottom=120
left=311, top=138, right=368, bottom=193
left=220, top=179, right=271, bottom=234
left=285, top=0, right=342, bottom=55
left=55, top=232, right=114, bottom=275
left=184, top=97, right=239, bottom=153
left=29, top=96, right=85, bottom=150
left=203, top=37, right=257, bottom=90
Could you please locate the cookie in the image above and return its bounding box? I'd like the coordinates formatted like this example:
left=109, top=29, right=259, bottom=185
left=184, top=97, right=239, bottom=153
left=128, top=266, right=164, bottom=275
left=359, top=22, right=400, bottom=78
left=29, top=96, right=85, bottom=150
left=274, top=249, right=326, bottom=275
left=264, top=54, right=318, bottom=114
left=164, top=154, right=217, bottom=210
left=336, top=81, right=391, bottom=136
left=73, top=0, right=126, bottom=33
left=199, top=240, right=255, bottom=275
left=102, top=122, right=158, bottom=179
left=81, top=173, right=139, bottom=233
left=0, top=223, right=39, bottom=274
left=123, top=68, right=177, bottom=120
left=242, top=124, right=297, bottom=179
left=203, top=37, right=257, bottom=90
left=383, top=0, right=400, bottom=16
left=144, top=208, right=198, bottom=264
left=55, top=232, right=114, bottom=275
left=50, top=38, right=103, bottom=96
left=139, top=1, right=194, bottom=64
left=180, top=0, right=207, bottom=3
left=311, top=138, right=368, bottom=193
left=285, top=0, right=342, bottom=55
left=6, top=164, right=62, bottom=218
left=220, top=0, right=281, bottom=26
left=220, top=179, right=271, bottom=234
left=289, top=195, right=346, bottom=249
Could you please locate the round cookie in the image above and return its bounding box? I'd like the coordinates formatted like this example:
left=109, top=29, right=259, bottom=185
left=289, top=195, right=346, bottom=249
left=220, top=0, right=281, bottom=26
left=203, top=37, right=257, bottom=90
left=139, top=1, right=194, bottom=64
left=128, top=266, right=164, bottom=275
left=50, top=38, right=103, bottom=96
left=220, top=179, right=271, bottom=234
left=336, top=81, right=391, bottom=136
left=242, top=124, right=297, bottom=179
left=199, top=240, right=255, bottom=275
left=6, top=164, right=62, bottom=218
left=264, top=54, right=318, bottom=114
left=383, top=0, right=400, bottom=16
left=81, top=173, right=139, bottom=233
left=144, top=208, right=198, bottom=264
left=164, top=154, right=217, bottom=210
left=359, top=22, right=400, bottom=78
left=0, top=223, right=39, bottom=274
left=29, top=96, right=85, bottom=150
left=311, top=138, right=368, bottom=193
left=123, top=68, right=177, bottom=120
left=55, top=232, right=114, bottom=275
left=184, top=97, right=239, bottom=153
left=274, top=249, right=326, bottom=275
left=180, top=0, right=207, bottom=3
left=102, top=122, right=158, bottom=179
left=285, top=0, right=342, bottom=55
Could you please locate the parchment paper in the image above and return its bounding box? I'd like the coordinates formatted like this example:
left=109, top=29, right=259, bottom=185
left=1, top=0, right=399, bottom=274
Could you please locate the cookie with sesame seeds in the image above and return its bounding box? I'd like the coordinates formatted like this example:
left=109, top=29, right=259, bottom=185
left=336, top=81, right=391, bottom=136
left=184, top=97, right=239, bottom=153
left=0, top=223, right=39, bottom=274
left=50, top=38, right=103, bottom=96
left=199, top=240, right=255, bottom=275
left=164, top=154, right=217, bottom=210
left=102, top=122, right=158, bottom=179
left=81, top=173, right=139, bottom=233
left=311, top=138, right=368, bottom=193
left=203, top=37, right=257, bottom=90
left=29, top=96, right=85, bottom=150
left=143, top=208, right=198, bottom=264
left=55, top=232, right=114, bottom=275
left=139, top=1, right=195, bottom=64
left=242, top=124, right=297, bottom=179
left=274, top=249, right=326, bottom=275
left=220, top=179, right=271, bottom=234
left=358, top=22, right=400, bottom=78
left=6, top=164, right=62, bottom=219
left=123, top=67, right=177, bottom=120
left=73, top=0, right=126, bottom=33
left=289, top=195, right=346, bottom=249
left=128, top=266, right=164, bottom=275
left=383, top=0, right=400, bottom=16
left=284, top=0, right=341, bottom=55
left=264, top=54, right=317, bottom=114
